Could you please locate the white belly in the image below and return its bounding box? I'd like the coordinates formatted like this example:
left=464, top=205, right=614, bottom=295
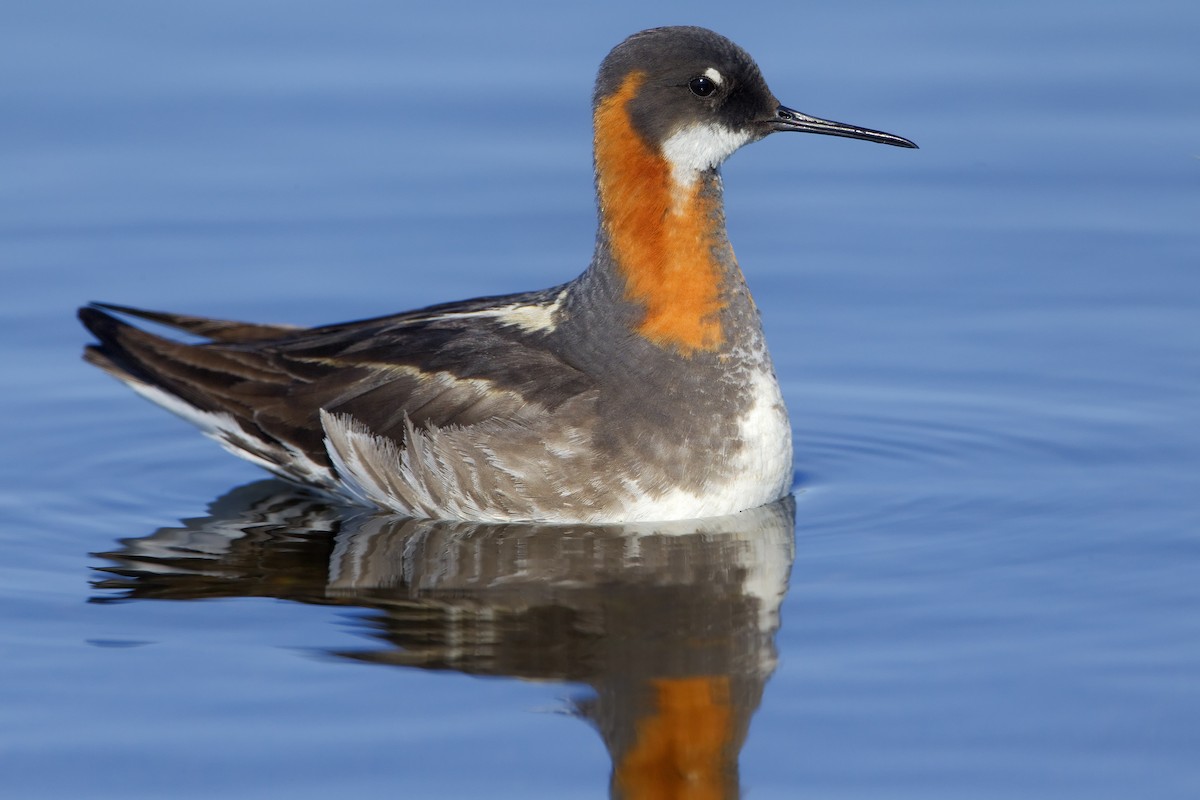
left=615, top=366, right=794, bottom=522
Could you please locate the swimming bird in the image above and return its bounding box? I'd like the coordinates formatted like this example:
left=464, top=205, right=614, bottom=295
left=79, top=26, right=916, bottom=523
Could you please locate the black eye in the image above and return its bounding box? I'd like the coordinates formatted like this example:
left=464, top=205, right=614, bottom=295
left=688, top=76, right=716, bottom=97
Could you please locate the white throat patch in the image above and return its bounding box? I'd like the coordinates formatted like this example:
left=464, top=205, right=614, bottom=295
left=661, top=123, right=753, bottom=187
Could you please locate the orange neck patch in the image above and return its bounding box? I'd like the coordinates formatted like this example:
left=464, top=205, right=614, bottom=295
left=594, top=72, right=731, bottom=355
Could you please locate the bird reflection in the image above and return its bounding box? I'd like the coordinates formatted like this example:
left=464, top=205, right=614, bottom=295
left=93, top=481, right=795, bottom=798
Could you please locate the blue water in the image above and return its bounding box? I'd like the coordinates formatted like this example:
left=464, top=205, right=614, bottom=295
left=3, top=1, right=1199, bottom=797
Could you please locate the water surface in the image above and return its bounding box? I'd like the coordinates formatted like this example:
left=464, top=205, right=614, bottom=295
left=2, top=1, right=1198, bottom=797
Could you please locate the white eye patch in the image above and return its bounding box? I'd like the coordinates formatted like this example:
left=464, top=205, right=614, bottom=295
left=703, top=67, right=725, bottom=86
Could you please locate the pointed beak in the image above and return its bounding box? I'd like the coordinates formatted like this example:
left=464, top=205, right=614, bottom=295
left=771, top=105, right=917, bottom=148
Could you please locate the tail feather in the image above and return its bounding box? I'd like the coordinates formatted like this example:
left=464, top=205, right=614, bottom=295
left=79, top=305, right=160, bottom=386
left=78, top=304, right=336, bottom=485
left=80, top=305, right=274, bottom=397
left=90, top=302, right=301, bottom=344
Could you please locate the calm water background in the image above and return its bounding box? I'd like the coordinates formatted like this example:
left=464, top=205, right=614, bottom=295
left=2, top=1, right=1198, bottom=797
